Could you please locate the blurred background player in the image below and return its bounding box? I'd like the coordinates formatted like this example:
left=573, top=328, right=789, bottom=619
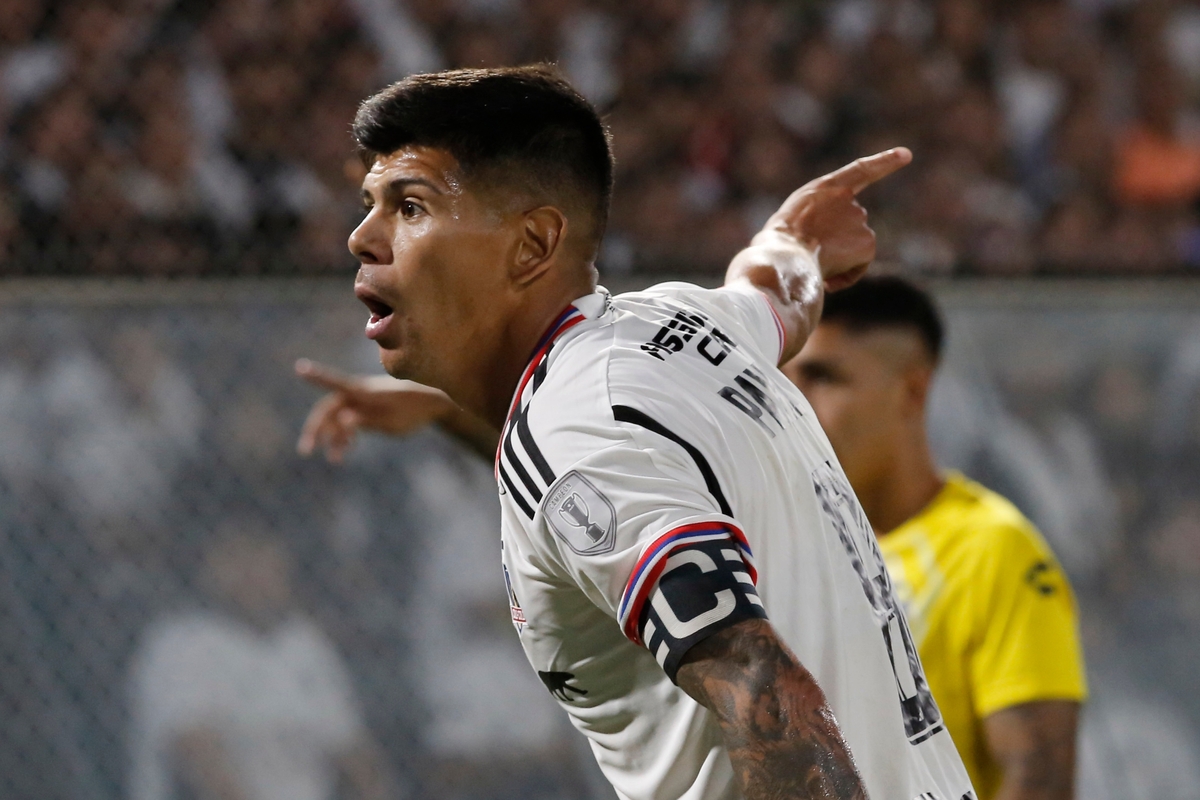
left=128, top=522, right=396, bottom=800
left=783, top=276, right=1087, bottom=800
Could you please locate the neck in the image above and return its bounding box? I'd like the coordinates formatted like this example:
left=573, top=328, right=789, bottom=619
left=456, top=272, right=594, bottom=430
left=858, top=428, right=944, bottom=536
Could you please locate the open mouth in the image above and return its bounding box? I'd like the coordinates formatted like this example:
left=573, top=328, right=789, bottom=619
left=355, top=286, right=395, bottom=341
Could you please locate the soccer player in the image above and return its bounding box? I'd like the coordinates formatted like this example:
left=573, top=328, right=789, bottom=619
left=303, top=65, right=975, bottom=799
left=783, top=277, right=1087, bottom=800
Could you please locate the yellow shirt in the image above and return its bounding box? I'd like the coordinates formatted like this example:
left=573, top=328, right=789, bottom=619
left=879, top=473, right=1087, bottom=800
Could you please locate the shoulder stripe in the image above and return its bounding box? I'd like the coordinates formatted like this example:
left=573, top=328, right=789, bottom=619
left=612, top=405, right=733, bottom=517
left=617, top=521, right=755, bottom=643
left=502, top=426, right=543, bottom=502
left=514, top=407, right=556, bottom=484
left=531, top=343, right=553, bottom=393
left=498, top=461, right=535, bottom=519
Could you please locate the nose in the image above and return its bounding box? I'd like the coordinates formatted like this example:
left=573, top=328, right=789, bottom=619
left=347, top=208, right=391, bottom=266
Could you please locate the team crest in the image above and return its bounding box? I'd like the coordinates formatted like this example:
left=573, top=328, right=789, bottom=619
left=544, top=471, right=616, bottom=555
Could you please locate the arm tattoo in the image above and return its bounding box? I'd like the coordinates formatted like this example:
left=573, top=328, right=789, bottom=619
left=676, top=619, right=868, bottom=800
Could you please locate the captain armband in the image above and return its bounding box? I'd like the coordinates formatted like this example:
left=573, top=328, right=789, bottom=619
left=619, top=524, right=767, bottom=682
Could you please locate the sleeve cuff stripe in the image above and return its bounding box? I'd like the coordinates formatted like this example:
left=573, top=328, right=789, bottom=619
left=618, top=521, right=755, bottom=644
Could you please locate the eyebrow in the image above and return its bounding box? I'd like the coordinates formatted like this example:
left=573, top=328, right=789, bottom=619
left=362, top=177, right=444, bottom=206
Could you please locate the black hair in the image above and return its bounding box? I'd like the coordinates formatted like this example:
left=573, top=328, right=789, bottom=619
left=821, top=276, right=945, bottom=361
left=353, top=65, right=614, bottom=243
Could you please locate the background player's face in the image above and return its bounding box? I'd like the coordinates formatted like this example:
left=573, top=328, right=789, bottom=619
left=348, top=146, right=521, bottom=385
left=783, top=323, right=932, bottom=497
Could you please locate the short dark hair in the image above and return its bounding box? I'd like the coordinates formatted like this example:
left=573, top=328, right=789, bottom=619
left=821, top=276, right=944, bottom=361
left=353, top=65, right=614, bottom=244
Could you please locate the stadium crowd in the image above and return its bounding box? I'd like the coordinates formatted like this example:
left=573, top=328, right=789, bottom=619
left=4, top=0, right=1200, bottom=276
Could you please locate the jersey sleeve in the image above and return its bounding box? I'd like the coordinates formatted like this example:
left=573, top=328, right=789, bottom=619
left=536, top=435, right=767, bottom=682
left=968, top=524, right=1089, bottom=717
left=644, top=282, right=786, bottom=365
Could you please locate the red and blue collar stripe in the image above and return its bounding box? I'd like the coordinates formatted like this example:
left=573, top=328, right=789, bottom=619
left=503, top=305, right=586, bottom=423
left=496, top=304, right=587, bottom=469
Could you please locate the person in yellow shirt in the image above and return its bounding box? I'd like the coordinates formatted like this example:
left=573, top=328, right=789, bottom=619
left=783, top=276, right=1087, bottom=800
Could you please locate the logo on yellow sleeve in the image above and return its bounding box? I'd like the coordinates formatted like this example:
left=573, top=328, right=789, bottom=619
left=1024, top=560, right=1061, bottom=596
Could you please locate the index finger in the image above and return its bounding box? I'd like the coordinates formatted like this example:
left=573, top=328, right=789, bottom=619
left=819, top=147, right=913, bottom=194
left=295, top=358, right=358, bottom=393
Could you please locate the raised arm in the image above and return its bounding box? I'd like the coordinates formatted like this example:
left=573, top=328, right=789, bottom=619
left=676, top=618, right=868, bottom=800
left=725, top=147, right=912, bottom=364
left=295, top=150, right=909, bottom=463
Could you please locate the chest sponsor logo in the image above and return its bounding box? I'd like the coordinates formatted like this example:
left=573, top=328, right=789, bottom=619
left=545, top=471, right=616, bottom=556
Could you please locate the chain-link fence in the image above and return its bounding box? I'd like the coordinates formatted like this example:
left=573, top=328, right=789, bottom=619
left=1, top=278, right=1199, bottom=799
left=6, top=0, right=1200, bottom=278
left=0, top=280, right=607, bottom=800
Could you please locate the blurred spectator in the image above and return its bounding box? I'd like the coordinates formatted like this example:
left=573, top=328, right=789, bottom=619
left=1114, top=56, right=1200, bottom=207
left=1, top=0, right=62, bottom=118
left=128, top=527, right=395, bottom=800
left=37, top=321, right=202, bottom=542
left=4, top=0, right=1200, bottom=275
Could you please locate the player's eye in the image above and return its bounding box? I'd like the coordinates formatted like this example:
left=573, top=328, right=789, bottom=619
left=399, top=199, right=423, bottom=219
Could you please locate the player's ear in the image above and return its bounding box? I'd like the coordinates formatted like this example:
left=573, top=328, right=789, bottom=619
left=902, top=360, right=935, bottom=418
left=511, top=206, right=568, bottom=287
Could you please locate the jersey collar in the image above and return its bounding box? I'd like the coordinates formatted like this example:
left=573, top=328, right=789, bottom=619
left=501, top=288, right=609, bottom=430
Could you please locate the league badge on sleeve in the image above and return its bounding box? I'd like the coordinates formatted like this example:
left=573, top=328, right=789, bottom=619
left=545, top=471, right=616, bottom=556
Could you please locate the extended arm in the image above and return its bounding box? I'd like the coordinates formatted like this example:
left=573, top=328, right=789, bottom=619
left=676, top=618, right=867, bottom=800
left=295, top=151, right=910, bottom=463
left=295, top=359, right=500, bottom=462
left=725, top=147, right=911, bottom=364
left=984, top=701, right=1079, bottom=800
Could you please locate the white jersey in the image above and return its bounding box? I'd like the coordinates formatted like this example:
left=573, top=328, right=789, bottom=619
left=497, top=283, right=974, bottom=800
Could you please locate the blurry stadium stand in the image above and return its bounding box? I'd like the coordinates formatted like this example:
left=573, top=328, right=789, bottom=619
left=1, top=277, right=1199, bottom=799
left=6, top=0, right=1200, bottom=279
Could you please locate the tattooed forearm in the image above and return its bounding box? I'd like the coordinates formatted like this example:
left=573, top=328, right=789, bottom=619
left=676, top=619, right=868, bottom=800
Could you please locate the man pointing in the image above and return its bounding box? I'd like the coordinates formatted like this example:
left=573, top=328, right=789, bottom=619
left=300, top=65, right=973, bottom=800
